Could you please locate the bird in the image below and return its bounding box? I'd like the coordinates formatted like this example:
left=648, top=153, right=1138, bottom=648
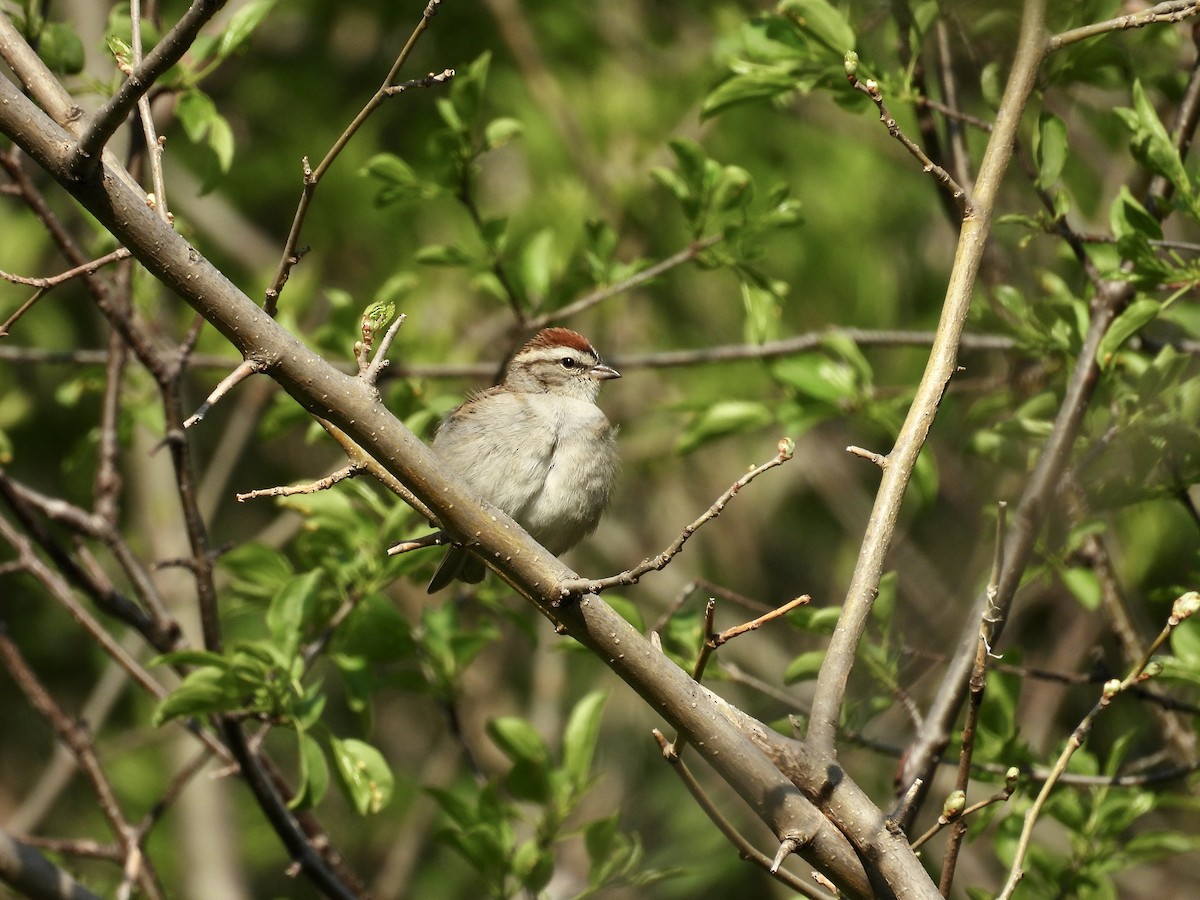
left=426, top=327, right=620, bottom=593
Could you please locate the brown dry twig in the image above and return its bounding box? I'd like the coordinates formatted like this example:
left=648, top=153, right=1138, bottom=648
left=557, top=438, right=796, bottom=600
left=236, top=464, right=365, bottom=503
left=0, top=248, right=132, bottom=336
left=264, top=3, right=452, bottom=314
left=845, top=55, right=970, bottom=212
left=651, top=730, right=836, bottom=900
left=183, top=359, right=266, bottom=428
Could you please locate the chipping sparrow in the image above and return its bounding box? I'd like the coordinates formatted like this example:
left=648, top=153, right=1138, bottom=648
left=426, top=327, right=620, bottom=593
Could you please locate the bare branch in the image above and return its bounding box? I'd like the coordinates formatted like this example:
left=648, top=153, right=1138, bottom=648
left=651, top=730, right=837, bottom=900
left=73, top=0, right=229, bottom=172
left=845, top=63, right=970, bottom=211
left=557, top=438, right=795, bottom=600
left=236, top=464, right=364, bottom=503
left=529, top=235, right=724, bottom=328
left=938, top=503, right=1007, bottom=894
left=807, top=0, right=1048, bottom=754
left=264, top=3, right=450, bottom=314
left=184, top=359, right=266, bottom=428
left=1047, top=0, right=1200, bottom=52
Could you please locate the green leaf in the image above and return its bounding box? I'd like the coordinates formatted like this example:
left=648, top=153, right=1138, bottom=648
left=1061, top=566, right=1101, bottom=610
left=676, top=400, right=773, bottom=454
left=1033, top=113, right=1068, bottom=189
left=39, top=22, right=85, bottom=75
left=149, top=649, right=230, bottom=670
left=152, top=667, right=244, bottom=725
left=333, top=593, right=415, bottom=663
left=218, top=542, right=294, bottom=601
left=783, top=650, right=826, bottom=683
left=1109, top=185, right=1162, bottom=243
left=518, top=228, right=558, bottom=302
left=176, top=90, right=218, bottom=144
left=513, top=839, right=554, bottom=894
left=362, top=303, right=395, bottom=343
left=771, top=353, right=859, bottom=405
left=1096, top=298, right=1161, bottom=369
left=267, top=570, right=324, bottom=656
left=1117, top=81, right=1192, bottom=196
left=483, top=117, right=523, bottom=150
left=702, top=66, right=803, bottom=118
left=741, top=279, right=781, bottom=344
left=668, top=138, right=709, bottom=196
left=487, top=716, right=548, bottom=767
left=505, top=758, right=552, bottom=803
left=779, top=0, right=857, bottom=56
left=562, top=691, right=608, bottom=795
left=290, top=731, right=329, bottom=810
left=175, top=89, right=235, bottom=176
left=360, top=153, right=439, bottom=206
left=414, top=244, right=474, bottom=266
left=330, top=736, right=394, bottom=815
left=217, top=0, right=277, bottom=59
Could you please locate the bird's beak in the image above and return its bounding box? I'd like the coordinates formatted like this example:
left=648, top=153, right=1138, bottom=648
left=591, top=363, right=621, bottom=381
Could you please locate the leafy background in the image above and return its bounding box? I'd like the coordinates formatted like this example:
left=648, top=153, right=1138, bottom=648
left=3, top=0, right=1200, bottom=897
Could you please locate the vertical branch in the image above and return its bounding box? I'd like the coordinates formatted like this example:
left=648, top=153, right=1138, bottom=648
left=806, top=0, right=1048, bottom=753
left=895, top=21, right=1200, bottom=824
left=938, top=503, right=1005, bottom=895
left=72, top=0, right=229, bottom=170
left=263, top=1, right=448, bottom=313
left=0, top=627, right=163, bottom=900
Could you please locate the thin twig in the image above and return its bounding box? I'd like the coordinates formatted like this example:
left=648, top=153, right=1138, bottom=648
left=845, top=62, right=970, bottom=212
left=184, top=358, right=265, bottom=428
left=713, top=595, right=810, bottom=649
left=361, top=313, right=407, bottom=385
left=911, top=771, right=1018, bottom=852
left=1047, top=1, right=1200, bottom=52
left=939, top=502, right=1006, bottom=894
left=650, top=578, right=773, bottom=635
left=236, top=463, right=364, bottom=503
left=557, top=438, right=795, bottom=599
left=651, top=730, right=836, bottom=900
left=264, top=3, right=450, bottom=314
left=74, top=0, right=228, bottom=172
left=129, top=0, right=169, bottom=222
left=529, top=235, right=724, bottom=327
left=0, top=248, right=132, bottom=336
left=997, top=592, right=1200, bottom=899
left=386, top=531, right=447, bottom=556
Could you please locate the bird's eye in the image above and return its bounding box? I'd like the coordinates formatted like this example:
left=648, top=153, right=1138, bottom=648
left=560, top=357, right=576, bottom=368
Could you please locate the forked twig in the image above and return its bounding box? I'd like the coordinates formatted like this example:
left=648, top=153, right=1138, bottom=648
left=651, top=730, right=836, bottom=900
left=0, top=248, right=132, bottom=336
left=264, top=3, right=452, bottom=314
left=997, top=592, right=1200, bottom=899
left=845, top=55, right=970, bottom=212
left=557, top=438, right=795, bottom=600
left=183, top=359, right=266, bottom=428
